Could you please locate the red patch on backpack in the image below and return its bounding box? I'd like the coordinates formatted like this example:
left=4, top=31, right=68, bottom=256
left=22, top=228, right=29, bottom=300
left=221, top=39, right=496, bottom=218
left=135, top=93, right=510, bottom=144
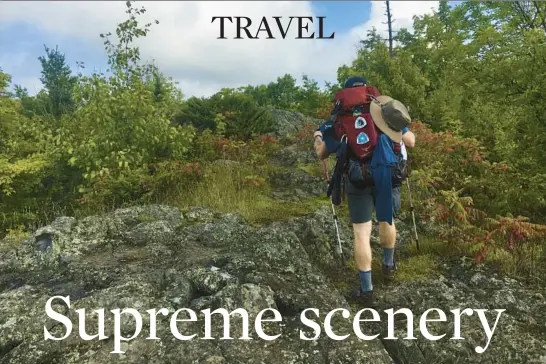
left=333, top=86, right=381, bottom=161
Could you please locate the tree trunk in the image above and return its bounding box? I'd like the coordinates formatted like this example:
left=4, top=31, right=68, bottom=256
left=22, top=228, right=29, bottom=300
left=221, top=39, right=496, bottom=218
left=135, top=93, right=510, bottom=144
left=386, top=1, right=394, bottom=58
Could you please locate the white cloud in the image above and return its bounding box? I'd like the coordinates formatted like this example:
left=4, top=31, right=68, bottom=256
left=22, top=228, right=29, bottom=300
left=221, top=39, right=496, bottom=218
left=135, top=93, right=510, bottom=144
left=0, top=1, right=438, bottom=98
left=351, top=1, right=439, bottom=41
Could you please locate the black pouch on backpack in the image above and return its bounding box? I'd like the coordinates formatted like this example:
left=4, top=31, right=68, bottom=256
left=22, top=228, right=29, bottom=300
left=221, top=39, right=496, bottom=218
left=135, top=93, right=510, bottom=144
left=348, top=159, right=374, bottom=188
left=391, top=154, right=408, bottom=187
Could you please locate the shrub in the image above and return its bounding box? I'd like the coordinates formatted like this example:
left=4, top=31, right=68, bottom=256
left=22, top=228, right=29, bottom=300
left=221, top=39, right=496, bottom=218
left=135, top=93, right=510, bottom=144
left=176, top=89, right=276, bottom=140
left=408, top=122, right=546, bottom=278
left=410, top=122, right=546, bottom=221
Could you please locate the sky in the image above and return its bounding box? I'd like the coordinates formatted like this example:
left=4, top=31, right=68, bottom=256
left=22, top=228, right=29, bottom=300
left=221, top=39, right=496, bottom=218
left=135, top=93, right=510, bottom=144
left=0, top=1, right=441, bottom=98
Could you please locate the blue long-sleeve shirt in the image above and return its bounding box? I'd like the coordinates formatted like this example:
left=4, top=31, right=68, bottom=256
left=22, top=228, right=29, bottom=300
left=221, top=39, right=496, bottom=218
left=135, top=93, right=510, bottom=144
left=370, top=127, right=409, bottom=225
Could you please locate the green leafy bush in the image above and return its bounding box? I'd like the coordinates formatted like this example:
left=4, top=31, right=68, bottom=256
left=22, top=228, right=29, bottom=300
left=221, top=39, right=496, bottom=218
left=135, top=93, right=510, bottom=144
left=408, top=122, right=546, bottom=278
left=176, top=89, right=275, bottom=140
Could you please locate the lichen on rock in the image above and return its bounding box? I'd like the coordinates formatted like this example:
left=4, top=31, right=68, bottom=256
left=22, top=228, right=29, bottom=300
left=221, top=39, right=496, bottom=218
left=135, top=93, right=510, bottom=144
left=1, top=203, right=544, bottom=363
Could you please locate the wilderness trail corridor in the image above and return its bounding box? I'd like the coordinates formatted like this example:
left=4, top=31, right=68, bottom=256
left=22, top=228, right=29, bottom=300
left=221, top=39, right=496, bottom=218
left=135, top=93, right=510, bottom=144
left=1, top=135, right=545, bottom=364
left=3, top=0, right=546, bottom=361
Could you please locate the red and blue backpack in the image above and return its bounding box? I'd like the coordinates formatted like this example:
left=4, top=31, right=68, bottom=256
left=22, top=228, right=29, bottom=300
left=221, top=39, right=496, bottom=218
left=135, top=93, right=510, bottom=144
left=326, top=84, right=404, bottom=204
left=331, top=85, right=401, bottom=160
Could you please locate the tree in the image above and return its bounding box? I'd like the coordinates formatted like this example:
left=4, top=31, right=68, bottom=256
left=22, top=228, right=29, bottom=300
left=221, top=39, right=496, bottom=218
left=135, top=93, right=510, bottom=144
left=0, top=69, right=11, bottom=97
left=38, top=45, right=77, bottom=118
left=62, top=0, right=194, bottom=196
left=385, top=1, right=394, bottom=57
left=265, top=74, right=299, bottom=110
left=438, top=0, right=451, bottom=30
left=296, top=74, right=330, bottom=118
left=0, top=69, right=53, bottom=226
left=100, top=0, right=159, bottom=87
left=339, top=1, right=546, bottom=174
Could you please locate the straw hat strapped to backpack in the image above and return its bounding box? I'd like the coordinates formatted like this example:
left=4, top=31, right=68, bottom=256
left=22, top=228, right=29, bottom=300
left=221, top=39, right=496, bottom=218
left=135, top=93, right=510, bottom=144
left=369, top=95, right=411, bottom=143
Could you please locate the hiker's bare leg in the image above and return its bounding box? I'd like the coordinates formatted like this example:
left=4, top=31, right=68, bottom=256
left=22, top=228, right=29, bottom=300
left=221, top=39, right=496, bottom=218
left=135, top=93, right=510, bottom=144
left=353, top=221, right=373, bottom=270
left=379, top=221, right=396, bottom=249
left=347, top=185, right=375, bottom=296
left=379, top=221, right=396, bottom=271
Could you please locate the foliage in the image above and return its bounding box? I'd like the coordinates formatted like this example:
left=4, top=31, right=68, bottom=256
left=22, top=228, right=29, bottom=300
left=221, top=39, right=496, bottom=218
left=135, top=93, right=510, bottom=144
left=38, top=45, right=77, bottom=119
left=339, top=1, right=546, bottom=178
left=0, top=226, right=31, bottom=253
left=0, top=68, right=58, bottom=230
left=238, top=74, right=332, bottom=119
left=169, top=161, right=324, bottom=225
left=175, top=89, right=276, bottom=140
left=407, top=122, right=546, bottom=278
left=2, top=1, right=546, bottom=282
left=409, top=121, right=546, bottom=220
left=0, top=2, right=195, bottom=233
left=56, top=1, right=194, bottom=204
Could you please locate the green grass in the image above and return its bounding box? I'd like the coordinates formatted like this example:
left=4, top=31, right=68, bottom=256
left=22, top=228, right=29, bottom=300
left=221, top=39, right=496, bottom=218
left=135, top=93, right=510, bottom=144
left=486, top=242, right=545, bottom=286
left=297, top=163, right=321, bottom=178
left=137, top=214, right=157, bottom=223
left=403, top=235, right=456, bottom=257
left=402, top=233, right=546, bottom=285
left=340, top=235, right=440, bottom=288
left=296, top=158, right=336, bottom=179
left=390, top=254, right=438, bottom=282
left=157, top=161, right=326, bottom=225
left=0, top=226, right=31, bottom=253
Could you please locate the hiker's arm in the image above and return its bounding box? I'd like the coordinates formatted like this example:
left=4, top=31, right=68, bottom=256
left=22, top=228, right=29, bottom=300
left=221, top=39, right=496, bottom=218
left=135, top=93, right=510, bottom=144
left=402, top=130, right=415, bottom=148
left=313, top=131, right=329, bottom=160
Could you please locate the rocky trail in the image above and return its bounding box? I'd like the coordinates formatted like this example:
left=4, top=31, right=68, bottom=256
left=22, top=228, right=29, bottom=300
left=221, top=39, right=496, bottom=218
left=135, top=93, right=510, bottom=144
left=1, top=126, right=545, bottom=363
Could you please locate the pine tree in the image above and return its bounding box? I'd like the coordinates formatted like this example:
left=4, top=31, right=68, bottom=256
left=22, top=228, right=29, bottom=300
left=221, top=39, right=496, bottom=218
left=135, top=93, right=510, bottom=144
left=38, top=45, right=76, bottom=118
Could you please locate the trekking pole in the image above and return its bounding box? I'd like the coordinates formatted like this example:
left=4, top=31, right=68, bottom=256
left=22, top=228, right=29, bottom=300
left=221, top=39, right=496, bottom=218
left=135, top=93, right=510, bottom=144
left=322, top=159, right=345, bottom=262
left=405, top=178, right=420, bottom=251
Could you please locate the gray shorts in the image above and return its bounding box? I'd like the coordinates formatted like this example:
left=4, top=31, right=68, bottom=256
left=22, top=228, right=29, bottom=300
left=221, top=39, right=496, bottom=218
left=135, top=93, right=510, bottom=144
left=346, top=180, right=401, bottom=224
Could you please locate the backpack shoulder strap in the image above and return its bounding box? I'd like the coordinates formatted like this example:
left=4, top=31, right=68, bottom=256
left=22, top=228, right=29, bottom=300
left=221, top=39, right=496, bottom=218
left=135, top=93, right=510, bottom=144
left=331, top=100, right=341, bottom=118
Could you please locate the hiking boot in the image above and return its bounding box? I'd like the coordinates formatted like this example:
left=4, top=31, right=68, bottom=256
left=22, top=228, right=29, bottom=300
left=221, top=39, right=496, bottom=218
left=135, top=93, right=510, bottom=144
left=382, top=261, right=397, bottom=283
left=351, top=289, right=377, bottom=308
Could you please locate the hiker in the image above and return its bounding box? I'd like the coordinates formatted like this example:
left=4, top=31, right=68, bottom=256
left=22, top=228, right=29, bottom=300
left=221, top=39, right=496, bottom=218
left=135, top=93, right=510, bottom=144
left=313, top=76, right=416, bottom=306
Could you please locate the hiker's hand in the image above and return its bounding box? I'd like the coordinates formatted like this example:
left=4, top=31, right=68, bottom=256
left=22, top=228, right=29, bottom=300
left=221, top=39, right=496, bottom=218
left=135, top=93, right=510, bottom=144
left=313, top=132, right=328, bottom=159
left=402, top=130, right=416, bottom=148
left=313, top=131, right=324, bottom=148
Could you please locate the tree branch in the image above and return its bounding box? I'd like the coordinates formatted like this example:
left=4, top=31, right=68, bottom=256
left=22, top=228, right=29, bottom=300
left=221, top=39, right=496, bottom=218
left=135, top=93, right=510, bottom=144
left=533, top=1, right=546, bottom=33
left=513, top=2, right=534, bottom=30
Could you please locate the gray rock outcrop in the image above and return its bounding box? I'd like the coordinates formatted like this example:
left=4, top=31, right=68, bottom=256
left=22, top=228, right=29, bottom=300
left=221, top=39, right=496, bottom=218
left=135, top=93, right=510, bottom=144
left=1, top=204, right=544, bottom=363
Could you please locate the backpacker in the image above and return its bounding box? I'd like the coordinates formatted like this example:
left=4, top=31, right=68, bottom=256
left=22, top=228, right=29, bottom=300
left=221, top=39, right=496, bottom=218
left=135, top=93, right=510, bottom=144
left=326, top=86, right=409, bottom=204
